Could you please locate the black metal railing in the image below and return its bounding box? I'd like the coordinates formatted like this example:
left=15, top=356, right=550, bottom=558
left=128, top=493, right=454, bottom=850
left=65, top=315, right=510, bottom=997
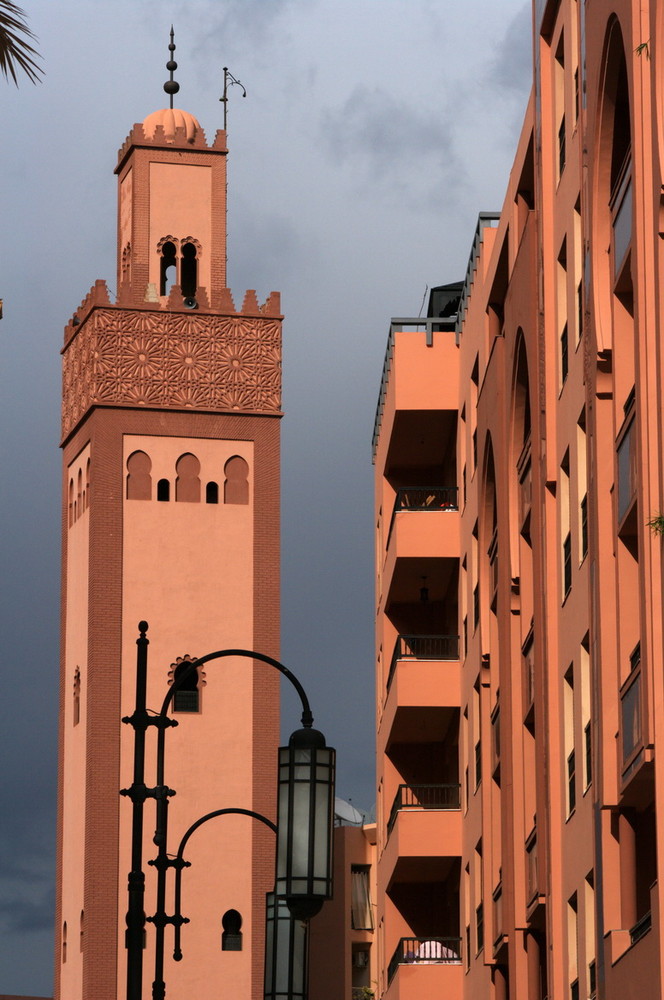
left=387, top=783, right=461, bottom=834
left=387, top=486, right=458, bottom=545
left=387, top=634, right=460, bottom=690
left=629, top=910, right=652, bottom=945
left=387, top=937, right=462, bottom=983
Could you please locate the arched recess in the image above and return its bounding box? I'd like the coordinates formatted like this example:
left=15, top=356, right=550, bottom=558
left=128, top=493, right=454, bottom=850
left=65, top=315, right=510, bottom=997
left=592, top=14, right=634, bottom=397
left=126, top=450, right=152, bottom=501
left=509, top=330, right=534, bottom=626
left=224, top=456, right=249, bottom=505
left=175, top=453, right=201, bottom=503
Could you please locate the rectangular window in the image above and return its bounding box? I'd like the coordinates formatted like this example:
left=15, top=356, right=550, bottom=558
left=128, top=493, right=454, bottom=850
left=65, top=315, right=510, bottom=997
left=476, top=902, right=484, bottom=955
left=350, top=866, right=374, bottom=930
left=561, top=323, right=569, bottom=384
left=584, top=722, right=592, bottom=788
left=567, top=750, right=576, bottom=814
left=473, top=584, right=480, bottom=630
left=617, top=417, right=637, bottom=523
left=563, top=532, right=572, bottom=597
left=558, top=117, right=566, bottom=176
left=580, top=495, right=588, bottom=559
left=474, top=740, right=482, bottom=789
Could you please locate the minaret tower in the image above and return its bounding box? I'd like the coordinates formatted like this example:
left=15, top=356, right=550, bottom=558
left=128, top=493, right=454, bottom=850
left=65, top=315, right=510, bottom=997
left=56, top=37, right=282, bottom=1000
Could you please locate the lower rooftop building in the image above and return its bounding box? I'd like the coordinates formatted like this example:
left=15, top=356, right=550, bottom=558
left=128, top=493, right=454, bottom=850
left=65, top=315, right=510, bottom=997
left=373, top=1, right=664, bottom=997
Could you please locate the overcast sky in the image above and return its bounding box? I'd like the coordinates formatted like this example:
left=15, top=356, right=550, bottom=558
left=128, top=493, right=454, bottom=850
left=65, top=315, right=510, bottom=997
left=0, top=0, right=531, bottom=993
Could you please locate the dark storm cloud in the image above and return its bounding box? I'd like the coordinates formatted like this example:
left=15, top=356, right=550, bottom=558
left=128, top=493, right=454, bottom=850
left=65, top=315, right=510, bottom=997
left=0, top=883, right=54, bottom=935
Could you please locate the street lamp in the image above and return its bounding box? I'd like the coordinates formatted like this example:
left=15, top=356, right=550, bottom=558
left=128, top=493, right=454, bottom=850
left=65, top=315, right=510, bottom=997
left=122, top=621, right=335, bottom=1000
left=276, top=727, right=335, bottom=920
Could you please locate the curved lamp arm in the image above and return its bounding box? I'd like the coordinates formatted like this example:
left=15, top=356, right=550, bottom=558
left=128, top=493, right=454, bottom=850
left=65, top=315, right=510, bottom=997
left=172, top=807, right=277, bottom=961
left=159, top=648, right=314, bottom=729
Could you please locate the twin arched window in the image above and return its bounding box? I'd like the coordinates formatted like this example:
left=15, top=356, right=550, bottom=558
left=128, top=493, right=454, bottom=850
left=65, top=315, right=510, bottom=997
left=158, top=237, right=199, bottom=297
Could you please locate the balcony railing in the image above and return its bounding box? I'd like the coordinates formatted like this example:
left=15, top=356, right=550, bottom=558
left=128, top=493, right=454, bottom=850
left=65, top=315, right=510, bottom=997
left=387, top=634, right=460, bottom=690
left=387, top=783, right=461, bottom=834
left=387, top=937, right=462, bottom=984
left=386, top=486, right=458, bottom=546
left=629, top=910, right=652, bottom=946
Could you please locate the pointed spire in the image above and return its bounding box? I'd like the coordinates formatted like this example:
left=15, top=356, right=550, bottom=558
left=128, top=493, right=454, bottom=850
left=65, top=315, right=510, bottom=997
left=163, top=26, right=180, bottom=109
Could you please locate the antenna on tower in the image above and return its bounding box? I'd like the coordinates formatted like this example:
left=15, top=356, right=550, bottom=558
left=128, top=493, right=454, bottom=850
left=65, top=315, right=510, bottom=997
left=164, top=26, right=180, bottom=109
left=219, top=66, right=246, bottom=131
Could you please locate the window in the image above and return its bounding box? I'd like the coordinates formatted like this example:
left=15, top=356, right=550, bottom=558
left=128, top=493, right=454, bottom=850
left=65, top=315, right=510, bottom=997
left=560, top=323, right=569, bottom=384
left=580, top=495, right=588, bottom=559
left=474, top=740, right=482, bottom=789
left=476, top=901, right=484, bottom=955
left=584, top=722, right=592, bottom=788
left=181, top=242, right=198, bottom=297
left=350, top=866, right=374, bottom=930
left=221, top=909, right=242, bottom=951
left=567, top=749, right=576, bottom=814
left=73, top=667, right=81, bottom=727
left=173, top=657, right=200, bottom=713
left=157, top=478, right=170, bottom=502
left=160, top=240, right=177, bottom=296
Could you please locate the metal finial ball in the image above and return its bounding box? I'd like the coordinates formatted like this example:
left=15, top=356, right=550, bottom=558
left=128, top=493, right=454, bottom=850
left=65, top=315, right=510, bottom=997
left=138, top=620, right=149, bottom=634
left=169, top=42, right=176, bottom=51
left=164, top=80, right=180, bottom=95
left=166, top=59, right=177, bottom=71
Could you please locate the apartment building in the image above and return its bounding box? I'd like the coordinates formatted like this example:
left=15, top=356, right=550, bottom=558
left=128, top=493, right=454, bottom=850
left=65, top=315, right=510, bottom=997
left=373, top=1, right=664, bottom=997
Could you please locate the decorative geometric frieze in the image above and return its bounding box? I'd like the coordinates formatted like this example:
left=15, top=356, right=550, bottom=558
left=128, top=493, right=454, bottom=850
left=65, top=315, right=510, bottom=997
left=62, top=307, right=282, bottom=437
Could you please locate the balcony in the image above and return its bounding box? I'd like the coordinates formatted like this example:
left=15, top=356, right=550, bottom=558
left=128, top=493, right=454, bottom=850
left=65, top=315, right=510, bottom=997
left=387, top=634, right=460, bottom=691
left=385, top=487, right=459, bottom=559
left=381, top=799, right=461, bottom=887
left=387, top=937, right=462, bottom=984
left=387, top=783, right=461, bottom=835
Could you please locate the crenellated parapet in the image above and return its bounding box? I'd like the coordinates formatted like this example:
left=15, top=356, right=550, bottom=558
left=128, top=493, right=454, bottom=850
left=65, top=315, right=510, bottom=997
left=61, top=285, right=283, bottom=440
left=116, top=114, right=227, bottom=171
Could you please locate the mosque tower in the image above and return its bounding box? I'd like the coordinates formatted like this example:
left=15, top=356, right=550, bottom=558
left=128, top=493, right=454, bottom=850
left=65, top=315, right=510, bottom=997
left=56, top=39, right=282, bottom=1000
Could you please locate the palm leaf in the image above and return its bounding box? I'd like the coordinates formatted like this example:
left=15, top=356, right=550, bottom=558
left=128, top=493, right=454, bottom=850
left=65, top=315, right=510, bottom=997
left=0, top=0, right=42, bottom=85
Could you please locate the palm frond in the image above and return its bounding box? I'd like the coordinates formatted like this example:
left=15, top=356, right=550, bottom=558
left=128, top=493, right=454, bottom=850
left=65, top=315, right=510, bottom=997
left=0, top=0, right=43, bottom=85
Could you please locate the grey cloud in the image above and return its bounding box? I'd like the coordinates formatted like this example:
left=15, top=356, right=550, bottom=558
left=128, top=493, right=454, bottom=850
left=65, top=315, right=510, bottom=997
left=488, top=2, right=532, bottom=92
left=321, top=85, right=464, bottom=209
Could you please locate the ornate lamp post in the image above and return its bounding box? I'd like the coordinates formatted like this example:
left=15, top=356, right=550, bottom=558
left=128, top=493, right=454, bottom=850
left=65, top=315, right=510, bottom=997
left=121, top=622, right=335, bottom=1000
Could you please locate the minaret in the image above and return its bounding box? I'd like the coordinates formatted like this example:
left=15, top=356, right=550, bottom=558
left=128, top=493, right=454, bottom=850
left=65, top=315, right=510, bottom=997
left=56, top=37, right=282, bottom=1000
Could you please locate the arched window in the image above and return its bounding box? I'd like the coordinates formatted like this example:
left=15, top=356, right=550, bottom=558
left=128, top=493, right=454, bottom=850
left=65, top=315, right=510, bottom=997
left=181, top=242, right=198, bottom=297
left=160, top=241, right=177, bottom=296
left=157, top=479, right=170, bottom=502
left=85, top=459, right=91, bottom=510
left=206, top=481, right=219, bottom=504
left=80, top=910, right=84, bottom=952
left=224, top=456, right=249, bottom=505
left=173, top=657, right=200, bottom=713
left=127, top=451, right=152, bottom=501
left=221, top=909, right=243, bottom=951
left=62, top=922, right=67, bottom=964
left=175, top=453, right=201, bottom=503
left=69, top=478, right=74, bottom=527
